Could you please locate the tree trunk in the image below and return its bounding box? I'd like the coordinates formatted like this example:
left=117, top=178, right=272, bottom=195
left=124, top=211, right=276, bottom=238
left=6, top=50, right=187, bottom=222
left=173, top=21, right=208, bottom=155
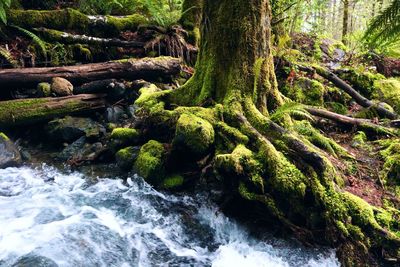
left=342, top=0, right=350, bottom=45
left=179, top=0, right=203, bottom=45
left=134, top=1, right=400, bottom=265
left=0, top=94, right=106, bottom=127
left=171, top=0, right=283, bottom=114
left=0, top=57, right=181, bottom=89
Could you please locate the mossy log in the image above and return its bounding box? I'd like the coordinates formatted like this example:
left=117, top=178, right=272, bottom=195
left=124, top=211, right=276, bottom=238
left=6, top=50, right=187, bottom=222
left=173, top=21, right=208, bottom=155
left=306, top=107, right=398, bottom=136
left=7, top=8, right=149, bottom=36
left=35, top=27, right=145, bottom=47
left=299, top=65, right=398, bottom=119
left=0, top=57, right=181, bottom=89
left=0, top=94, right=106, bottom=127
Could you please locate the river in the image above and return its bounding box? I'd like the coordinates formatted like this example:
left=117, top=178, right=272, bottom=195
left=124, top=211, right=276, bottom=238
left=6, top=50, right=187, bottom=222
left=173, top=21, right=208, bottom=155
left=0, top=165, right=339, bottom=267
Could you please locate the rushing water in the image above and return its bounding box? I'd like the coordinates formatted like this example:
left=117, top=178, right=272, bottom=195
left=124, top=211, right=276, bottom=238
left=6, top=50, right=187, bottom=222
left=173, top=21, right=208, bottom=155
left=0, top=165, right=339, bottom=267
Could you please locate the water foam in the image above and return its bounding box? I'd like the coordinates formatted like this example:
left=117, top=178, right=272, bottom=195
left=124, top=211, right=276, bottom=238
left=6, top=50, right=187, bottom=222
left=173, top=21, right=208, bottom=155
left=0, top=165, right=339, bottom=267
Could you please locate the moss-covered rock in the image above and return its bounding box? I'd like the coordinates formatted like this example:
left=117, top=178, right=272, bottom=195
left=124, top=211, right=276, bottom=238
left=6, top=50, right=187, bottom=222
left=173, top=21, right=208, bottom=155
left=111, top=128, right=139, bottom=145
left=134, top=140, right=166, bottom=183
left=37, top=82, right=52, bottom=97
left=283, top=77, right=325, bottom=105
left=0, top=132, right=21, bottom=168
left=46, top=116, right=104, bottom=143
left=337, top=69, right=385, bottom=98
left=372, top=78, right=400, bottom=112
left=115, top=146, right=140, bottom=170
left=351, top=131, right=367, bottom=148
left=173, top=113, right=215, bottom=157
left=324, top=102, right=348, bottom=114
left=162, top=174, right=185, bottom=190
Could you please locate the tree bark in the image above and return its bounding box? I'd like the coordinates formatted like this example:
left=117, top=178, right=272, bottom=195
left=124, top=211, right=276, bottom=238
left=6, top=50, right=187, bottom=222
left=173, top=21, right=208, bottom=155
left=0, top=57, right=181, bottom=89
left=342, top=0, right=350, bottom=45
left=0, top=94, right=106, bottom=127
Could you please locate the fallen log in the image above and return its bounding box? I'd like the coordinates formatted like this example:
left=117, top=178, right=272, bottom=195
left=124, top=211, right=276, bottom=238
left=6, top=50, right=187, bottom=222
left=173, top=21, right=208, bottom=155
left=306, top=107, right=397, bottom=136
left=35, top=27, right=145, bottom=47
left=8, top=8, right=149, bottom=36
left=0, top=94, right=106, bottom=128
left=0, top=57, right=181, bottom=89
left=298, top=64, right=398, bottom=119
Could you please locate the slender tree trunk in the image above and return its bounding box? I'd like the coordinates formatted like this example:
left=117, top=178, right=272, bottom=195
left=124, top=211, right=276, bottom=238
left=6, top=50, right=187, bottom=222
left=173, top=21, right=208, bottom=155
left=342, top=0, right=350, bottom=45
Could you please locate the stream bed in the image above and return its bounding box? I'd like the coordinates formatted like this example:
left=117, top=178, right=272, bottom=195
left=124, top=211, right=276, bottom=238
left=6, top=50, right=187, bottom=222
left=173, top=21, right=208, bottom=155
left=0, top=165, right=340, bottom=267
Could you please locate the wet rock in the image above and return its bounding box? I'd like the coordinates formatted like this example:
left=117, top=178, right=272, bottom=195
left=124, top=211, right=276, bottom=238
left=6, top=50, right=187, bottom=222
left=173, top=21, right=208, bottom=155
left=59, top=136, right=104, bottom=161
left=115, top=146, right=140, bottom=170
left=107, top=81, right=126, bottom=100
left=0, top=133, right=21, bottom=169
left=12, top=254, right=58, bottom=267
left=37, top=82, right=52, bottom=97
left=105, top=106, right=125, bottom=123
left=46, top=116, right=105, bottom=143
left=51, top=77, right=73, bottom=96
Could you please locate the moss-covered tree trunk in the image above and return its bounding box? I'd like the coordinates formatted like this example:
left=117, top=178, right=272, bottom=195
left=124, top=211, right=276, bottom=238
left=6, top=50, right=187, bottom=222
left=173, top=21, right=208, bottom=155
left=134, top=1, right=400, bottom=265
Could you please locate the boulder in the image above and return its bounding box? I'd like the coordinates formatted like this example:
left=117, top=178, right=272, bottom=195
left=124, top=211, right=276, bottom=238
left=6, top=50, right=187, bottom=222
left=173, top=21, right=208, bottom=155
left=51, top=77, right=73, bottom=96
left=173, top=113, right=215, bottom=157
left=115, top=146, right=140, bottom=170
left=58, top=136, right=104, bottom=161
left=0, top=133, right=21, bottom=169
left=46, top=116, right=105, bottom=143
left=134, top=140, right=166, bottom=183
left=37, top=82, right=52, bottom=97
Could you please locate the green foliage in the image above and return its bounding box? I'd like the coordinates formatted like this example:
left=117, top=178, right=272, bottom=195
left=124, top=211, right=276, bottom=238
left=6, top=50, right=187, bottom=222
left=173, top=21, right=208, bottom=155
left=11, top=25, right=47, bottom=58
left=78, top=0, right=144, bottom=15
left=143, top=0, right=182, bottom=27
left=0, top=0, right=11, bottom=24
left=364, top=0, right=400, bottom=48
left=0, top=46, right=18, bottom=67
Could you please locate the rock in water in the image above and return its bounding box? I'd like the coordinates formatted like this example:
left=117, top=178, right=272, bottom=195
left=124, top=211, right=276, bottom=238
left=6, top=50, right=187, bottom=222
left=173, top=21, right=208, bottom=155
left=0, top=133, right=21, bottom=169
left=46, top=116, right=105, bottom=143
left=12, top=254, right=58, bottom=267
left=51, top=77, right=73, bottom=96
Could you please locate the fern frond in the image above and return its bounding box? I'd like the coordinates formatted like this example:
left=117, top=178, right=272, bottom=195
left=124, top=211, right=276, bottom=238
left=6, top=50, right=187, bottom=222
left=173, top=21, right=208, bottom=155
left=0, top=46, right=18, bottom=67
left=11, top=25, right=47, bottom=58
left=270, top=102, right=313, bottom=122
left=364, top=0, right=400, bottom=47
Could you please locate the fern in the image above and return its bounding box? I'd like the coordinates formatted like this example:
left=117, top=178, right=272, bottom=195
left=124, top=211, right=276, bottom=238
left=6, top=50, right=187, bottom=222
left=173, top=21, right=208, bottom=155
left=0, top=0, right=11, bottom=24
left=364, top=0, right=400, bottom=47
left=0, top=46, right=18, bottom=67
left=270, top=102, right=313, bottom=122
left=11, top=25, right=47, bottom=58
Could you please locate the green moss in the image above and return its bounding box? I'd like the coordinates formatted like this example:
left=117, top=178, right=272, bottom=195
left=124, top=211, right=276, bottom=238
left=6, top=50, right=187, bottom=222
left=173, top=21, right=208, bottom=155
left=0, top=97, right=101, bottom=127
left=351, top=131, right=367, bottom=148
left=134, top=140, right=166, bottom=184
left=373, top=78, right=400, bottom=112
left=162, top=174, right=184, bottom=189
left=294, top=120, right=349, bottom=157
left=216, top=145, right=264, bottom=193
left=115, top=146, right=139, bottom=170
left=0, top=132, right=9, bottom=141
left=283, top=77, right=325, bottom=105
left=111, top=128, right=139, bottom=144
left=324, top=102, right=348, bottom=115
left=337, top=68, right=385, bottom=97
left=8, top=8, right=148, bottom=36
left=37, top=82, right=51, bottom=97
left=173, top=113, right=215, bottom=156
